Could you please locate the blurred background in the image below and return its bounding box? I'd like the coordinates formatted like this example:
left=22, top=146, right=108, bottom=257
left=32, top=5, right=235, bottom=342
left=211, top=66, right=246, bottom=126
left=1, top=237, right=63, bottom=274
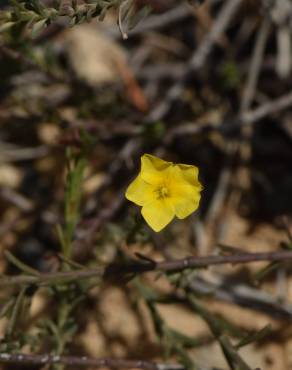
left=0, top=0, right=292, bottom=369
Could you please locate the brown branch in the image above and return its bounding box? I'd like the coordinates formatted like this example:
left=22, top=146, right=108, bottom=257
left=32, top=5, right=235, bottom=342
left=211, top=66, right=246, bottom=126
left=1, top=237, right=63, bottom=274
left=240, top=18, right=271, bottom=113
left=164, top=89, right=292, bottom=143
left=0, top=353, right=184, bottom=370
left=154, top=250, right=292, bottom=271
left=189, top=273, right=292, bottom=319
left=241, top=91, right=292, bottom=124
left=146, top=0, right=243, bottom=122
left=2, top=250, right=292, bottom=288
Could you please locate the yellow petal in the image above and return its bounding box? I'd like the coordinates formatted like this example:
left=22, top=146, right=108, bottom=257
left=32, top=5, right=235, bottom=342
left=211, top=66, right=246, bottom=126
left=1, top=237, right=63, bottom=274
left=166, top=166, right=202, bottom=219
left=142, top=154, right=171, bottom=171
left=174, top=191, right=201, bottom=219
left=141, top=199, right=175, bottom=232
left=125, top=174, right=154, bottom=206
left=177, top=164, right=202, bottom=188
left=140, top=154, right=171, bottom=185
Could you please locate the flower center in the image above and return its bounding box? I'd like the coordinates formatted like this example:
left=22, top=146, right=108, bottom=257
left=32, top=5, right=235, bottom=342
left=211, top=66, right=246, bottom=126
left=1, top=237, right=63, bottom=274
left=155, top=185, right=170, bottom=199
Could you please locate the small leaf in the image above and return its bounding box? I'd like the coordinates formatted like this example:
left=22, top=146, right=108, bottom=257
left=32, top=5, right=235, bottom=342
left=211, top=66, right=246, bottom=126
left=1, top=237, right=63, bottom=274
left=169, top=328, right=211, bottom=348
left=86, top=7, right=96, bottom=22
left=31, top=18, right=47, bottom=37
left=76, top=13, right=86, bottom=25
left=69, top=16, right=77, bottom=26
left=235, top=324, right=272, bottom=349
left=253, top=261, right=280, bottom=282
left=6, top=288, right=27, bottom=337
left=128, top=5, right=152, bottom=30
left=0, top=21, right=15, bottom=33
left=4, top=250, right=39, bottom=276
left=217, top=243, right=246, bottom=255
left=175, top=346, right=195, bottom=370
left=135, top=252, right=156, bottom=264
left=98, top=5, right=109, bottom=21
left=0, top=299, right=15, bottom=318
left=119, top=0, right=134, bottom=22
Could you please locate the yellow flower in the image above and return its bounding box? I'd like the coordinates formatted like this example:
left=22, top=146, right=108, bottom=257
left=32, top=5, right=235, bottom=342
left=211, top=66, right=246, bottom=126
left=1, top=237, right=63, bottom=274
left=125, top=154, right=202, bottom=232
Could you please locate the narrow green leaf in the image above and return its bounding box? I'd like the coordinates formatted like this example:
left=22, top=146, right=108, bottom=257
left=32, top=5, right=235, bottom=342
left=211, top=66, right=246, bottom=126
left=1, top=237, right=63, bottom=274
left=4, top=250, right=40, bottom=276
left=31, top=18, right=47, bottom=37
left=0, top=298, right=15, bottom=318
left=235, top=324, right=272, bottom=349
left=6, top=287, right=27, bottom=337
left=253, top=261, right=280, bottom=282
left=0, top=21, right=15, bottom=33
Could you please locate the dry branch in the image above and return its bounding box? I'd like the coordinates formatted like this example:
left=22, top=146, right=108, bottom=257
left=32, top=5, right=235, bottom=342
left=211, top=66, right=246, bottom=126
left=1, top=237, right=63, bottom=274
left=146, top=0, right=243, bottom=122
left=2, top=249, right=292, bottom=288
left=0, top=353, right=184, bottom=370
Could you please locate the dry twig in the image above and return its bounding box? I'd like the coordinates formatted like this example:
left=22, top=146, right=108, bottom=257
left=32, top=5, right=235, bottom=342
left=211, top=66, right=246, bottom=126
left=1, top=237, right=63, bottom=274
left=0, top=353, right=184, bottom=370
left=2, top=249, right=292, bottom=288
left=146, top=0, right=243, bottom=122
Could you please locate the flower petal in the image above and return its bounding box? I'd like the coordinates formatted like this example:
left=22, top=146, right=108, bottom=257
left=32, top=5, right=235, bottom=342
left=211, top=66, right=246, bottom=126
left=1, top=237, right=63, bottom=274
left=141, top=199, right=175, bottom=232
left=140, top=154, right=171, bottom=185
left=177, top=164, right=202, bottom=188
left=167, top=166, right=202, bottom=219
left=125, top=174, right=154, bottom=206
left=174, top=190, right=201, bottom=219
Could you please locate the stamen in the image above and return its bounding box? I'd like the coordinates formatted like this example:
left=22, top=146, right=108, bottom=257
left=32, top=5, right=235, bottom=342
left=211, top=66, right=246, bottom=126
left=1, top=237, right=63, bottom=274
left=155, top=186, right=169, bottom=199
